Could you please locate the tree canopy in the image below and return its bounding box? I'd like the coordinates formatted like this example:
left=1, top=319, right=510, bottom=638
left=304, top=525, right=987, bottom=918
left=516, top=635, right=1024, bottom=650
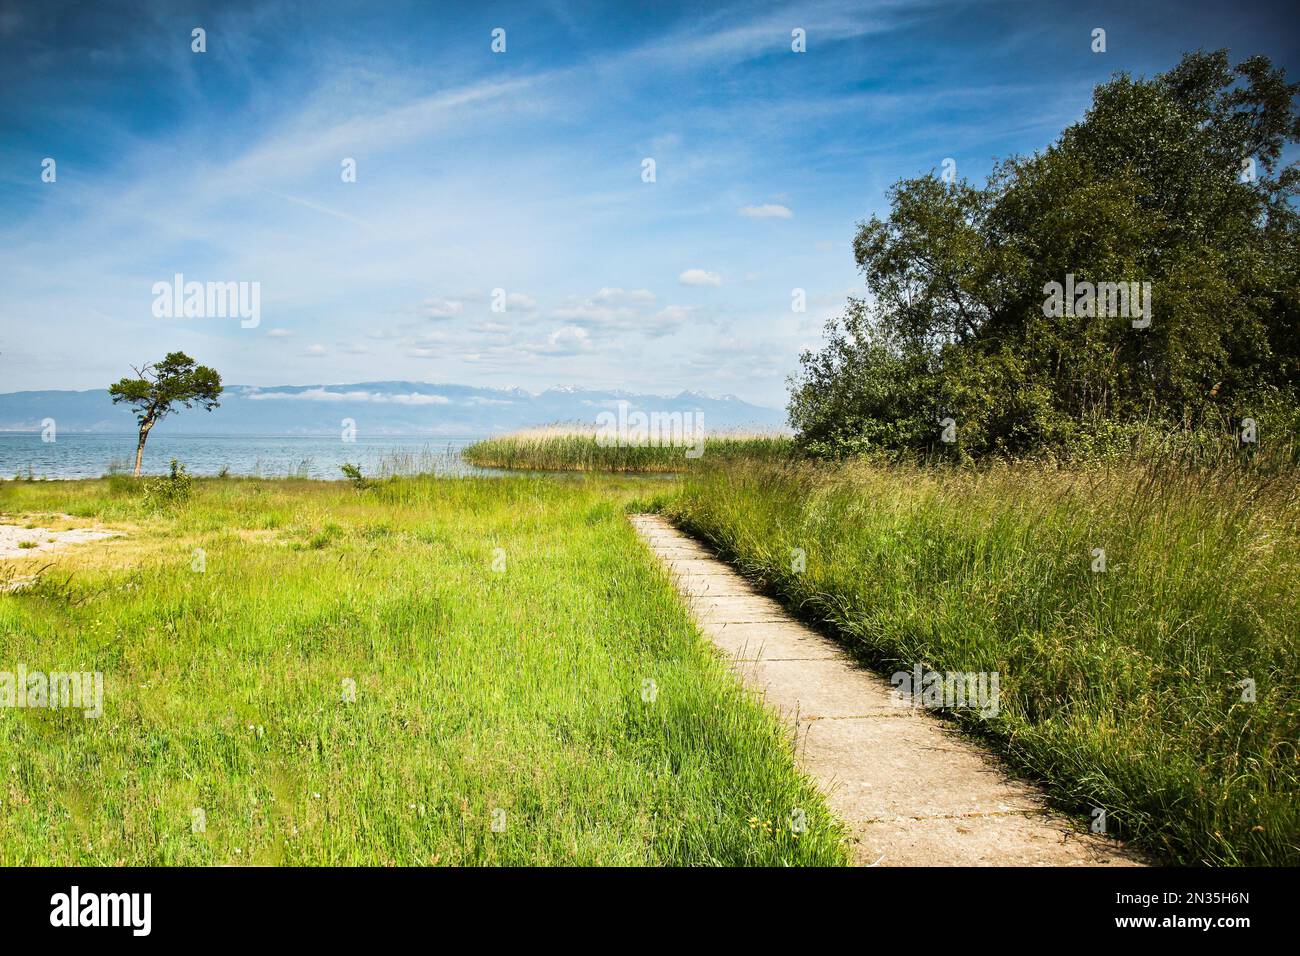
left=109, top=351, right=223, bottom=475
left=790, top=50, right=1300, bottom=459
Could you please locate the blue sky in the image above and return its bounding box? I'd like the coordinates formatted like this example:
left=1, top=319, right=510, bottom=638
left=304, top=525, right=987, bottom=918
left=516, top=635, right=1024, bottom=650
left=2, top=0, right=1297, bottom=408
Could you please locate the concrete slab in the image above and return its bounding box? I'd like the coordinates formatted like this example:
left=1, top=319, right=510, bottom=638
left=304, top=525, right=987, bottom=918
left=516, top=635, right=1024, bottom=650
left=690, top=594, right=790, bottom=623
left=799, top=714, right=1047, bottom=821
left=707, top=621, right=844, bottom=662
left=848, top=813, right=1143, bottom=867
left=737, top=657, right=899, bottom=717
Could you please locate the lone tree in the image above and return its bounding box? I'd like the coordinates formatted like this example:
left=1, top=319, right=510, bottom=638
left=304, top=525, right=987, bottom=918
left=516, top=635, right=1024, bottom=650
left=109, top=352, right=223, bottom=476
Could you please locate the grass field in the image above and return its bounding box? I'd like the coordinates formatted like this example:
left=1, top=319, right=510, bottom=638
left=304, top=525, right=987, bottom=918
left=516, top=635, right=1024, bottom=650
left=463, top=427, right=792, bottom=472
left=667, top=457, right=1300, bottom=866
left=0, top=474, right=847, bottom=866
left=6, top=442, right=1295, bottom=867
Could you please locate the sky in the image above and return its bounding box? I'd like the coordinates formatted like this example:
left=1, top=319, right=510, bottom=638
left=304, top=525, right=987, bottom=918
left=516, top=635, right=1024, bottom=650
left=1, top=0, right=1297, bottom=409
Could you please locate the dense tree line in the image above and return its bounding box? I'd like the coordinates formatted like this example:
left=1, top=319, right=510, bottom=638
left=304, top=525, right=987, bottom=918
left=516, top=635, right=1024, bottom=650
left=790, top=51, right=1300, bottom=459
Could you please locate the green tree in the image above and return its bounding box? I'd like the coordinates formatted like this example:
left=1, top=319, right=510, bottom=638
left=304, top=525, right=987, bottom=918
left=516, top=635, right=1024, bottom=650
left=109, top=352, right=223, bottom=476
left=792, top=50, right=1300, bottom=458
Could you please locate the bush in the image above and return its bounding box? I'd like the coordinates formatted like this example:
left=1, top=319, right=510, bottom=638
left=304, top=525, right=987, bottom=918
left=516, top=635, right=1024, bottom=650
left=339, top=462, right=374, bottom=489
left=141, top=459, right=194, bottom=508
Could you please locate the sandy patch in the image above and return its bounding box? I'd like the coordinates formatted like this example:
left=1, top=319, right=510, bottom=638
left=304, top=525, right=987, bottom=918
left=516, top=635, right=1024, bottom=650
left=0, top=518, right=122, bottom=559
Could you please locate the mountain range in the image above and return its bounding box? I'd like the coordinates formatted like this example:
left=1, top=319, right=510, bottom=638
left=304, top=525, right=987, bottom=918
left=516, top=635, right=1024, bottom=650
left=0, top=382, right=787, bottom=436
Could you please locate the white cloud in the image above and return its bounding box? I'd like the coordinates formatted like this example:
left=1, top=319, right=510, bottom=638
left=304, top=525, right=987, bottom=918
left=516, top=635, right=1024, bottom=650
left=548, top=325, right=590, bottom=348
left=304, top=344, right=327, bottom=356
left=653, top=304, right=693, bottom=323
left=267, top=328, right=292, bottom=337
left=739, top=203, right=793, bottom=220
left=593, top=287, right=657, bottom=305
left=678, top=269, right=722, bottom=287
left=401, top=331, right=447, bottom=358
left=548, top=288, right=686, bottom=337
left=248, top=388, right=368, bottom=402
left=506, top=292, right=538, bottom=312
left=637, top=304, right=694, bottom=337
left=389, top=392, right=451, bottom=405
left=422, top=298, right=464, bottom=319
left=552, top=303, right=635, bottom=324
left=547, top=325, right=589, bottom=353
left=247, top=388, right=450, bottom=404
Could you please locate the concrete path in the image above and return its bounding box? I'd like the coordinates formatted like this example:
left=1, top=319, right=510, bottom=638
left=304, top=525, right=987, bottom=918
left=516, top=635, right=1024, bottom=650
left=631, top=513, right=1143, bottom=867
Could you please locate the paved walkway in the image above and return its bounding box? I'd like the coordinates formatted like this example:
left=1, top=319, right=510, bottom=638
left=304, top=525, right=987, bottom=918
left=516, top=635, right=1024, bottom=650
left=631, top=514, right=1143, bottom=867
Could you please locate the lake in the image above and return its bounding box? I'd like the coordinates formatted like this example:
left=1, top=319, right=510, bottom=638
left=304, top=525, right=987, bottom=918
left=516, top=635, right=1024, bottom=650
left=0, top=433, right=493, bottom=480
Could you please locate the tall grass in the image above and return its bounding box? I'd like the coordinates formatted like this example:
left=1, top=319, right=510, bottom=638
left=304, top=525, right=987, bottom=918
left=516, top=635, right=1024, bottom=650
left=464, top=426, right=793, bottom=472
left=667, top=456, right=1300, bottom=865
left=0, top=474, right=846, bottom=865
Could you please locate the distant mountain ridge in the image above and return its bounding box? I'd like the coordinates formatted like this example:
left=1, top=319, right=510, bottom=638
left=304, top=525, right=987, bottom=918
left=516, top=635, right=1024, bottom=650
left=0, top=382, right=787, bottom=436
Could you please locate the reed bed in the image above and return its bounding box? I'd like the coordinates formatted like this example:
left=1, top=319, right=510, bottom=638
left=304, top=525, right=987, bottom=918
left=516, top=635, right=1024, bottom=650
left=463, top=426, right=793, bottom=472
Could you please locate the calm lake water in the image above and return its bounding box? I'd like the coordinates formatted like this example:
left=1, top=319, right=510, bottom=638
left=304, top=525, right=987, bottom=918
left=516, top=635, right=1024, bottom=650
left=0, top=433, right=493, bottom=480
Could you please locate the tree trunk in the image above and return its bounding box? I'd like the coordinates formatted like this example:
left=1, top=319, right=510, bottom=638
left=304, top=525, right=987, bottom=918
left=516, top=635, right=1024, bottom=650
left=132, top=422, right=153, bottom=477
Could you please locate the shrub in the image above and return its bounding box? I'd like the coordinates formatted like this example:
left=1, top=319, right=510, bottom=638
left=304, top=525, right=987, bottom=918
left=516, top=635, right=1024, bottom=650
left=141, top=458, right=194, bottom=508
left=340, top=462, right=374, bottom=489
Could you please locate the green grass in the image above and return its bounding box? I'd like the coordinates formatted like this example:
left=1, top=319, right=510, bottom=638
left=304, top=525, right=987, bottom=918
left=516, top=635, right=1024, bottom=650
left=463, top=428, right=793, bottom=472
left=666, top=458, right=1300, bottom=866
left=0, top=474, right=847, bottom=866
